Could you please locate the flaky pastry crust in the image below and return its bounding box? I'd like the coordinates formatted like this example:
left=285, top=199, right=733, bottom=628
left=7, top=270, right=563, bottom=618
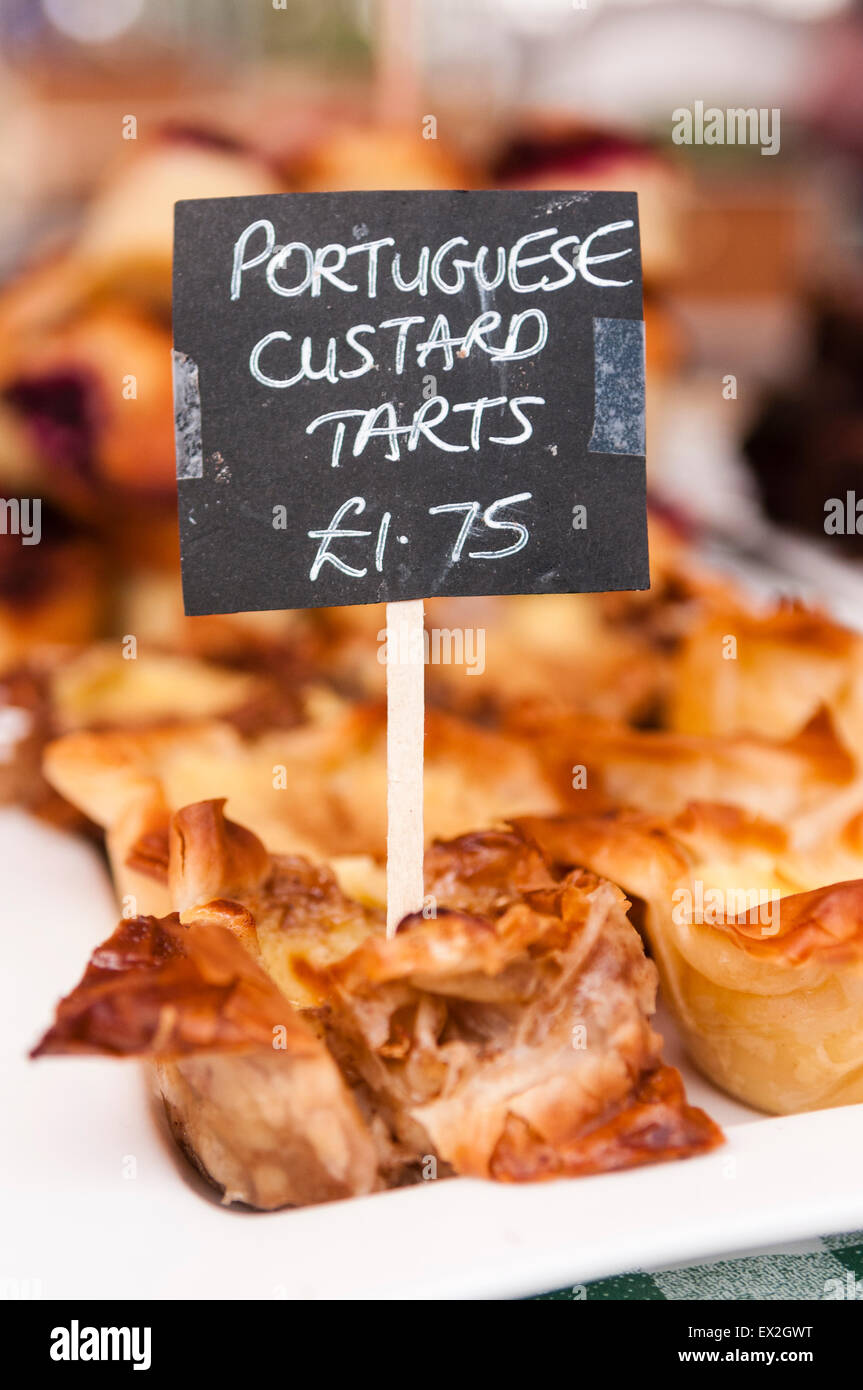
left=516, top=807, right=863, bottom=1114
left=507, top=706, right=863, bottom=847
left=33, top=801, right=721, bottom=1205
left=669, top=600, right=863, bottom=761
left=44, top=701, right=561, bottom=875
left=31, top=907, right=380, bottom=1209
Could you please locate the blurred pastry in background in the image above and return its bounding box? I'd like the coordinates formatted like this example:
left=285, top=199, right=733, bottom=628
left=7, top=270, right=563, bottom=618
left=494, top=125, right=687, bottom=283
left=0, top=130, right=284, bottom=530
left=743, top=286, right=863, bottom=559
left=291, top=123, right=476, bottom=191
left=75, top=127, right=283, bottom=306
left=0, top=505, right=104, bottom=673
left=669, top=598, right=863, bottom=762
left=494, top=123, right=689, bottom=381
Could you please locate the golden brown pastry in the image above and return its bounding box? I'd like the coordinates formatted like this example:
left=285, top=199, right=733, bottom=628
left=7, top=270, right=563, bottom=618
left=669, top=600, right=863, bottom=761
left=422, top=593, right=666, bottom=722
left=166, top=799, right=378, bottom=1006
left=0, top=640, right=313, bottom=831
left=32, top=800, right=721, bottom=1206
left=32, top=906, right=381, bottom=1210
left=44, top=701, right=561, bottom=879
left=516, top=804, right=863, bottom=1115
left=305, top=826, right=721, bottom=1181
left=508, top=705, right=863, bottom=838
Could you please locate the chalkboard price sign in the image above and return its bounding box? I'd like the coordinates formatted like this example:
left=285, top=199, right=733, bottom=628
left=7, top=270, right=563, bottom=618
left=173, top=189, right=647, bottom=616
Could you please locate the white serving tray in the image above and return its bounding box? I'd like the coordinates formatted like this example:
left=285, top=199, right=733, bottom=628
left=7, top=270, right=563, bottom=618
left=3, top=807, right=863, bottom=1302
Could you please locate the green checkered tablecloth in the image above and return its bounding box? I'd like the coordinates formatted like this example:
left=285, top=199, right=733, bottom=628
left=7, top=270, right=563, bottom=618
left=531, top=1231, right=863, bottom=1300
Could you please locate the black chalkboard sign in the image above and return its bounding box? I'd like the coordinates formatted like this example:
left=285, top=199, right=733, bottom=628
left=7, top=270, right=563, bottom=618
left=172, top=190, right=647, bottom=615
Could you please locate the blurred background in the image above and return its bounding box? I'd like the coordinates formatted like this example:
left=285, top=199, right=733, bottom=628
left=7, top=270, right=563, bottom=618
left=0, top=0, right=861, bottom=818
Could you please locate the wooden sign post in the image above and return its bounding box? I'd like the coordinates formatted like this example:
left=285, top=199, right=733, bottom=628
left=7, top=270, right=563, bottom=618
left=172, top=190, right=648, bottom=934
left=385, top=598, right=424, bottom=935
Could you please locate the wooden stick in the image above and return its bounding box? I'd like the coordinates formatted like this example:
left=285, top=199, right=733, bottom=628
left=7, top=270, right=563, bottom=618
left=385, top=598, right=425, bottom=937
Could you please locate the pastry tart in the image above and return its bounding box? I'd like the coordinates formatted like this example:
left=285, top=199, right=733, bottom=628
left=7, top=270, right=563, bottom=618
left=44, top=701, right=561, bottom=878
left=507, top=705, right=863, bottom=836
left=32, top=800, right=721, bottom=1207
left=669, top=600, right=863, bottom=761
left=516, top=804, right=863, bottom=1115
left=0, top=641, right=306, bottom=829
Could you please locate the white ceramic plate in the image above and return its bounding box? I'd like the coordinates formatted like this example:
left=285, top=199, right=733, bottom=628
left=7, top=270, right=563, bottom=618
left=3, top=807, right=863, bottom=1302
